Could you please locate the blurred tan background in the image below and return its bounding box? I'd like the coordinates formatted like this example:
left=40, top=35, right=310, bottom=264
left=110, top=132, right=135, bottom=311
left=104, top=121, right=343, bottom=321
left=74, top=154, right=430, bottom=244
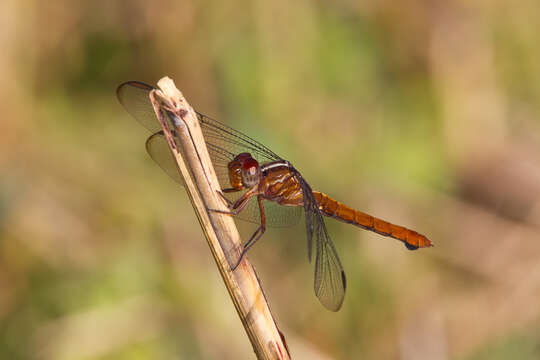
left=1, top=0, right=540, bottom=359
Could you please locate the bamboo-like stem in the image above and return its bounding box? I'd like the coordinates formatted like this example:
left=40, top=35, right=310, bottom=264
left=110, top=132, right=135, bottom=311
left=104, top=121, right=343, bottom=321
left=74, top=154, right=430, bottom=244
left=150, top=77, right=289, bottom=360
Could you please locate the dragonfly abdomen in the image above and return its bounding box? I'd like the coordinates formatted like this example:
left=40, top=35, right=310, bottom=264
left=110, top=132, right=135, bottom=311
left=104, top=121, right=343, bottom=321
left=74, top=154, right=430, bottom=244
left=312, top=191, right=432, bottom=250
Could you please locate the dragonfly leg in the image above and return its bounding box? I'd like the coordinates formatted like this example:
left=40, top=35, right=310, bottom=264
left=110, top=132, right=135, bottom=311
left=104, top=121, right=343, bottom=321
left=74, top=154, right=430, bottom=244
left=208, top=189, right=255, bottom=216
left=222, top=188, right=242, bottom=193
left=215, top=188, right=240, bottom=207
left=231, top=195, right=266, bottom=270
left=214, top=190, right=233, bottom=206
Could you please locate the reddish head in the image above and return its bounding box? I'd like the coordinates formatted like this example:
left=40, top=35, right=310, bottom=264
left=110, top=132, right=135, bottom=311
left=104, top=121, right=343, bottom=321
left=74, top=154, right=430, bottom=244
left=234, top=152, right=260, bottom=188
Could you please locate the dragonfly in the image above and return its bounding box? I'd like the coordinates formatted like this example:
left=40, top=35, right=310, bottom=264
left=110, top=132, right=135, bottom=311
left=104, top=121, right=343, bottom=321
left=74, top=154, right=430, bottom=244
left=117, top=81, right=433, bottom=311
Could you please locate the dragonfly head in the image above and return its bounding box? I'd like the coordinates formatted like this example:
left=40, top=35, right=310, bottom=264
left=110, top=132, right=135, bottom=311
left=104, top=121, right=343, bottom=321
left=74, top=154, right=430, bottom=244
left=234, top=153, right=261, bottom=188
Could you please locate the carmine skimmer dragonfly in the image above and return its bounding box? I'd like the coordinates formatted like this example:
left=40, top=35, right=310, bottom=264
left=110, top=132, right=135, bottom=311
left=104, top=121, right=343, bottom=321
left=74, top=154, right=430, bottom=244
left=117, top=81, right=433, bottom=311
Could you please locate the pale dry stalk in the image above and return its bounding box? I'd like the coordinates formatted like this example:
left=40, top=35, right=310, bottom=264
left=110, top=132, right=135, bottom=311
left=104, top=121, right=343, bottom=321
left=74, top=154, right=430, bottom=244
left=149, top=77, right=289, bottom=360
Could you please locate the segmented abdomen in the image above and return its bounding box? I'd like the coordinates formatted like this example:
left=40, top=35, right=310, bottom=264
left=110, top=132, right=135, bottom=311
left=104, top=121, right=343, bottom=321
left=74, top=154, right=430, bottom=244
left=312, top=191, right=432, bottom=249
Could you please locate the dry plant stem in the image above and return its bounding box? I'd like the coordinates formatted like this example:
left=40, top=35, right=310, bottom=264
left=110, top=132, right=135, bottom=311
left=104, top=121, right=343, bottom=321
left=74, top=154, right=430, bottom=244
left=150, top=77, right=290, bottom=360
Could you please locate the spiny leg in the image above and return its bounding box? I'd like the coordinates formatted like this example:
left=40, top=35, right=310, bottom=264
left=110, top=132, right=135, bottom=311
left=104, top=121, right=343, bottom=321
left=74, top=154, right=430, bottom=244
left=208, top=189, right=255, bottom=216
left=231, top=195, right=266, bottom=270
left=215, top=187, right=242, bottom=207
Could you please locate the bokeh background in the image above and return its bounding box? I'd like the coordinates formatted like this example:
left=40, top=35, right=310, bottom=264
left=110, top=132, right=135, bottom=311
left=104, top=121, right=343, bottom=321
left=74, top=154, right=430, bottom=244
left=1, top=0, right=540, bottom=359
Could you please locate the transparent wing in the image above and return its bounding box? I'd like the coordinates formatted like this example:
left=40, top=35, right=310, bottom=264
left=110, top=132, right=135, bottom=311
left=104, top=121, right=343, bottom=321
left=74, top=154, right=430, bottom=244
left=117, top=81, right=281, bottom=164
left=118, top=81, right=285, bottom=191
left=313, top=212, right=347, bottom=311
left=145, top=131, right=302, bottom=227
left=117, top=81, right=161, bottom=133
left=299, top=174, right=346, bottom=311
left=198, top=112, right=282, bottom=166
left=241, top=197, right=303, bottom=228
left=145, top=131, right=184, bottom=184
left=145, top=130, right=232, bottom=188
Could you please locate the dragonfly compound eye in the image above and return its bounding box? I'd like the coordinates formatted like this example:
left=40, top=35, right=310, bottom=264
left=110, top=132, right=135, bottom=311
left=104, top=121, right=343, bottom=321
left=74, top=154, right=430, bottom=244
left=241, top=157, right=260, bottom=188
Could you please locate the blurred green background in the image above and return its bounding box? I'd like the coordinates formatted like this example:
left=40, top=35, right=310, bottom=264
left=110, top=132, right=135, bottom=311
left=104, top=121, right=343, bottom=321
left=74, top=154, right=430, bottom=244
left=2, top=0, right=540, bottom=359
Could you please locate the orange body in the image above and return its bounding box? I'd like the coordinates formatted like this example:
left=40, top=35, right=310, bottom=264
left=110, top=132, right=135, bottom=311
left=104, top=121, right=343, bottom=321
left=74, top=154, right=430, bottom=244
left=312, top=191, right=432, bottom=249
left=229, top=160, right=432, bottom=250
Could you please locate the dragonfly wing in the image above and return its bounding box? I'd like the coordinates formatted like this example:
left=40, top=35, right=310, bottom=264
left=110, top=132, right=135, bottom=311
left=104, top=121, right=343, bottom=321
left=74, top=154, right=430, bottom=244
left=312, top=212, right=346, bottom=311
left=262, top=202, right=302, bottom=228
left=118, top=81, right=300, bottom=228
left=198, top=113, right=281, bottom=165
left=146, top=131, right=184, bottom=185
left=144, top=131, right=250, bottom=190
left=300, top=175, right=346, bottom=312
left=234, top=196, right=302, bottom=227
left=117, top=81, right=161, bottom=133
left=145, top=132, right=302, bottom=227
left=118, top=81, right=284, bottom=173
